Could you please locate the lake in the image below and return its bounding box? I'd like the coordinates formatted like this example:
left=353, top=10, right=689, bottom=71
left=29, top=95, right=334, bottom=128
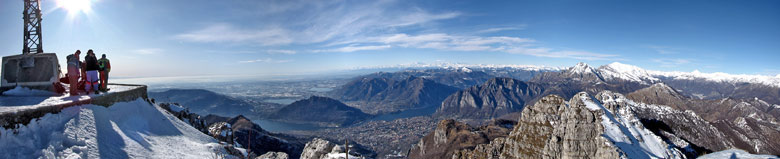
left=252, top=118, right=329, bottom=132
left=263, top=98, right=299, bottom=105
left=251, top=105, right=438, bottom=132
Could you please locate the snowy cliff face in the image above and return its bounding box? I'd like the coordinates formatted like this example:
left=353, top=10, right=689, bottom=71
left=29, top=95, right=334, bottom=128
left=452, top=92, right=686, bottom=159
left=0, top=98, right=237, bottom=158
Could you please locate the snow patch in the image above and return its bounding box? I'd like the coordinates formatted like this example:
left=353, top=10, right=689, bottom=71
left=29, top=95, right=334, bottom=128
left=698, top=149, right=779, bottom=159
left=2, top=86, right=58, bottom=96
left=460, top=67, right=472, bottom=73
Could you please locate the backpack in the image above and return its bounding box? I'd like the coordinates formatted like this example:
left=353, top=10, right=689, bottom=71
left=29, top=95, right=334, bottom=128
left=98, top=59, right=109, bottom=71
left=66, top=54, right=78, bottom=67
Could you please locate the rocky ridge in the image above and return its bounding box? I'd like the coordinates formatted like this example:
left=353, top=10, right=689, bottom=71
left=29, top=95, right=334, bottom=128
left=451, top=92, right=686, bottom=159
left=435, top=77, right=544, bottom=120
left=329, top=76, right=459, bottom=114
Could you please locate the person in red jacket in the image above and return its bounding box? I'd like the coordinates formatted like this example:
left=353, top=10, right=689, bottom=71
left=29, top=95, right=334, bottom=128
left=66, top=50, right=82, bottom=96
left=98, top=54, right=111, bottom=91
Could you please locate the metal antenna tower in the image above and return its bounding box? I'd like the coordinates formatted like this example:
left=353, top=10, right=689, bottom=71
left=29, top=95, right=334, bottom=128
left=23, top=0, right=44, bottom=54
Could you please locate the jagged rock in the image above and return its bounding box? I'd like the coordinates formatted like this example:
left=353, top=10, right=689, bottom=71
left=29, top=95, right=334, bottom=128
left=453, top=92, right=686, bottom=159
left=408, top=119, right=515, bottom=159
left=207, top=122, right=234, bottom=144
left=299, top=138, right=373, bottom=159
left=301, top=138, right=336, bottom=159
left=256, top=152, right=289, bottom=159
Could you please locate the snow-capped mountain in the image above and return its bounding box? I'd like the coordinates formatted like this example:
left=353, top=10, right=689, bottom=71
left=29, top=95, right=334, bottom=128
left=543, top=62, right=780, bottom=88
left=598, top=62, right=661, bottom=85
left=351, top=62, right=564, bottom=72
left=649, top=69, right=780, bottom=88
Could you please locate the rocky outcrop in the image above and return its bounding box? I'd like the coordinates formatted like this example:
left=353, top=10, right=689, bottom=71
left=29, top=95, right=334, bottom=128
left=225, top=115, right=305, bottom=158
left=300, top=138, right=370, bottom=159
left=329, top=76, right=459, bottom=114
left=300, top=138, right=335, bottom=159
left=435, top=77, right=544, bottom=120
left=408, top=119, right=515, bottom=159
left=453, top=92, right=686, bottom=159
left=270, top=96, right=371, bottom=127
left=256, top=152, right=289, bottom=159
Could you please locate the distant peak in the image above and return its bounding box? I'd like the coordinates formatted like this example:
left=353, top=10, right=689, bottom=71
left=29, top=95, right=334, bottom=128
left=459, top=67, right=472, bottom=73
left=605, top=62, right=638, bottom=69
left=598, top=62, right=659, bottom=84
left=569, top=62, right=596, bottom=74
left=575, top=62, right=589, bottom=67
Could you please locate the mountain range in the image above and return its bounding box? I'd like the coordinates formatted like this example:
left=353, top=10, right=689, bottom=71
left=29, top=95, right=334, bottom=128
left=148, top=89, right=264, bottom=118
left=269, top=96, right=372, bottom=127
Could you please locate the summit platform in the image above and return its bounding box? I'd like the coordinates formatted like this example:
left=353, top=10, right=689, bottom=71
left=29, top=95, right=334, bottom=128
left=0, top=84, right=147, bottom=129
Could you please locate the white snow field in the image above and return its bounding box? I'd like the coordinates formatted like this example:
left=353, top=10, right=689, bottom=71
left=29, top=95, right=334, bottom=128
left=698, top=149, right=779, bottom=159
left=0, top=98, right=228, bottom=159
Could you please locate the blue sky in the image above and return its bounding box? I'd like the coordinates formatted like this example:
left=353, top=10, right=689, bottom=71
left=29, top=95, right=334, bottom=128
left=1, top=0, right=779, bottom=78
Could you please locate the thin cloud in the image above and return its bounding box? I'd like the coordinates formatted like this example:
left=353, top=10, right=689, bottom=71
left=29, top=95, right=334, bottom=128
left=652, top=58, right=691, bottom=67
left=238, top=58, right=293, bottom=63
left=313, top=45, right=391, bottom=53
left=174, top=1, right=459, bottom=46
left=645, top=45, right=679, bottom=54
left=505, top=47, right=619, bottom=60
left=476, top=25, right=527, bottom=34
left=267, top=49, right=297, bottom=54
left=174, top=23, right=293, bottom=46
left=133, top=48, right=164, bottom=55
left=329, top=33, right=619, bottom=60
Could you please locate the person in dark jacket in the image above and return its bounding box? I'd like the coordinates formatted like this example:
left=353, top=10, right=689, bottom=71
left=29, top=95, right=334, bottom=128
left=84, top=49, right=101, bottom=94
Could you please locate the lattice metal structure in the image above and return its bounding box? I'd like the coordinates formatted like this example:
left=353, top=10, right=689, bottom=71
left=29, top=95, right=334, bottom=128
left=23, top=0, right=44, bottom=54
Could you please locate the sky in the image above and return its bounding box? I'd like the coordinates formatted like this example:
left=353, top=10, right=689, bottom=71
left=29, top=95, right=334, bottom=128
left=1, top=0, right=779, bottom=78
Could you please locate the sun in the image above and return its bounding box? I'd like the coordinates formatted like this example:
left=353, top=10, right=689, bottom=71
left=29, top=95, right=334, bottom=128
left=56, top=0, right=92, bottom=14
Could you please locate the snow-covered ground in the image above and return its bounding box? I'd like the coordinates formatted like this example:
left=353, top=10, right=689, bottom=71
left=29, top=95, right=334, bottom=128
left=0, top=98, right=230, bottom=158
left=580, top=92, right=685, bottom=159
left=0, top=85, right=141, bottom=114
left=2, top=86, right=59, bottom=96
left=698, top=149, right=779, bottom=159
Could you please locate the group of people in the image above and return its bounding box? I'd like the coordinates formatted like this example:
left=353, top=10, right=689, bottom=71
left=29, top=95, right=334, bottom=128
left=66, top=49, right=111, bottom=96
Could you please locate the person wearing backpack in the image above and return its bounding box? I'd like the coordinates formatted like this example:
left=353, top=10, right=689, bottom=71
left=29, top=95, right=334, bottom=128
left=66, top=50, right=82, bottom=96
left=84, top=49, right=101, bottom=94
left=97, top=54, right=111, bottom=91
